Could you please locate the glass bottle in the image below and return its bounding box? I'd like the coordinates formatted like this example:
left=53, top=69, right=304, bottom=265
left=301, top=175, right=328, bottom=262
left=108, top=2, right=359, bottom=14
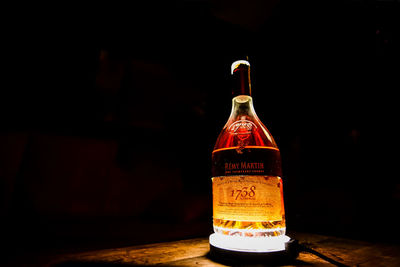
left=211, top=59, right=286, bottom=240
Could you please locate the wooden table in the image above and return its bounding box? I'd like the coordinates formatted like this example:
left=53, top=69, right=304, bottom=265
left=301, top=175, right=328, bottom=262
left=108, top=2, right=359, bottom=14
left=42, top=232, right=399, bottom=266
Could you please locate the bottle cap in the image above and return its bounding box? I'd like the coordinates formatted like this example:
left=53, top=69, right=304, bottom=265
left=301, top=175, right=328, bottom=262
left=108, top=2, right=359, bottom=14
left=231, top=60, right=250, bottom=75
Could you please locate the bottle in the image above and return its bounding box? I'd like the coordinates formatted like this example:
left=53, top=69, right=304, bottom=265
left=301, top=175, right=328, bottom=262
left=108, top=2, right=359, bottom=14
left=211, top=59, right=286, bottom=240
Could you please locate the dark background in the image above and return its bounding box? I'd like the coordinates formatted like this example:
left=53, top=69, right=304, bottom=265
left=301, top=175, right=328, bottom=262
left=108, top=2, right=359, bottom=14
left=1, top=0, right=399, bottom=263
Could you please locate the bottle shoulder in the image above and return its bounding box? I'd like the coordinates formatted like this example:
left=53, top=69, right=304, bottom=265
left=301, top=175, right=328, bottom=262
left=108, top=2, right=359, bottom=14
left=213, top=95, right=278, bottom=152
left=213, top=114, right=278, bottom=151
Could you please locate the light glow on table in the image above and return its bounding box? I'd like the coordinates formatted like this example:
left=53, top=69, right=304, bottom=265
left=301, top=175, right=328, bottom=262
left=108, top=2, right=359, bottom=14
left=209, top=233, right=290, bottom=253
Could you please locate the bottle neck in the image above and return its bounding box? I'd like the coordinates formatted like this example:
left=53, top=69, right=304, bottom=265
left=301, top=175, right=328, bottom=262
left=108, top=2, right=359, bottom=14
left=230, top=95, right=256, bottom=120
left=231, top=62, right=251, bottom=97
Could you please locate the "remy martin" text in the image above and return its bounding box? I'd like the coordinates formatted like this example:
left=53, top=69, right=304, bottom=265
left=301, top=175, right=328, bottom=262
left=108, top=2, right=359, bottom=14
left=225, top=162, right=264, bottom=171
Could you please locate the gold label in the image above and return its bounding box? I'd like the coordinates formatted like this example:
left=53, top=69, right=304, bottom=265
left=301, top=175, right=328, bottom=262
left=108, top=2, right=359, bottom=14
left=212, top=176, right=283, bottom=222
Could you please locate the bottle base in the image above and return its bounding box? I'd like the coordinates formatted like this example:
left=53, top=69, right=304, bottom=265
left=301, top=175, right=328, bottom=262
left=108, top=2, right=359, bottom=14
left=213, top=225, right=286, bottom=237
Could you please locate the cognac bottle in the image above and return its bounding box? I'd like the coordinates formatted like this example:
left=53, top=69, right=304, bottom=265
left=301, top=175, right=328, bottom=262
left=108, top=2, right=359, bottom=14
left=211, top=60, right=286, bottom=241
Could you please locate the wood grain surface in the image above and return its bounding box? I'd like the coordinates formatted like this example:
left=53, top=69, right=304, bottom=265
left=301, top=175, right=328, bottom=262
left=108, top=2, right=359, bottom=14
left=39, top=233, right=400, bottom=266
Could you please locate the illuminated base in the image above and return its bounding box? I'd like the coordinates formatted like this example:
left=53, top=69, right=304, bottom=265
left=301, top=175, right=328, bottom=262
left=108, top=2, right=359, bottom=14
left=209, top=233, right=298, bottom=264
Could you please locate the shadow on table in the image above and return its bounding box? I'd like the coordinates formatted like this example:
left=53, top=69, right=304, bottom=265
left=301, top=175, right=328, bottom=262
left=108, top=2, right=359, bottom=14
left=54, top=258, right=312, bottom=267
left=54, top=262, right=145, bottom=267
left=54, top=262, right=147, bottom=267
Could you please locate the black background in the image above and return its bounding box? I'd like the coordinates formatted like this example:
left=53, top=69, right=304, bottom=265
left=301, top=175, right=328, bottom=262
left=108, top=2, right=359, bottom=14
left=1, top=0, right=399, bottom=263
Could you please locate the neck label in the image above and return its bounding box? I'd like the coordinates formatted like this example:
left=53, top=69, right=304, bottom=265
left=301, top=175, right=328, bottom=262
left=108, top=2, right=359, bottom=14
left=228, top=119, right=257, bottom=141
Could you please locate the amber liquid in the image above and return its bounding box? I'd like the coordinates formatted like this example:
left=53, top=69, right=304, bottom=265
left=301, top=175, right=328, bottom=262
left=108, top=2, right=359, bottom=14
left=212, top=147, right=286, bottom=237
left=213, top=217, right=285, bottom=237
